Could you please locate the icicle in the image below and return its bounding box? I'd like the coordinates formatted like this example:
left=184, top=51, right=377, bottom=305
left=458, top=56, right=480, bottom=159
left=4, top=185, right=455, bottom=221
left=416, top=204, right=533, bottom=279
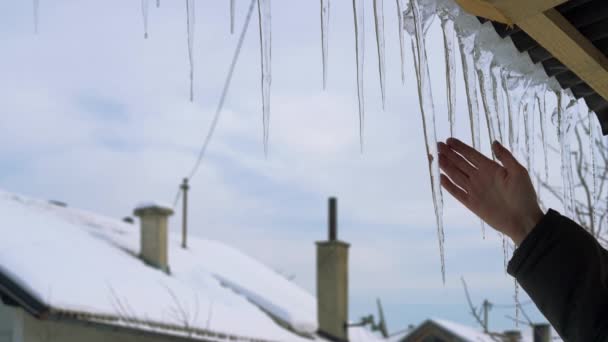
left=156, top=0, right=160, bottom=8
left=490, top=62, right=505, bottom=143
left=373, top=0, right=386, bottom=109
left=456, top=31, right=480, bottom=150
left=258, top=0, right=272, bottom=156
left=438, top=8, right=456, bottom=137
left=231, top=0, right=236, bottom=34
left=142, top=0, right=150, bottom=39
left=186, top=0, right=195, bottom=102
left=521, top=93, right=534, bottom=170
left=321, top=0, right=330, bottom=89
left=474, top=48, right=500, bottom=152
left=353, top=0, right=365, bottom=151
left=537, top=92, right=549, bottom=180
left=405, top=0, right=445, bottom=283
left=555, top=92, right=576, bottom=218
left=514, top=278, right=520, bottom=327
left=33, top=0, right=39, bottom=34
left=503, top=72, right=529, bottom=156
left=502, top=234, right=508, bottom=271
left=589, top=111, right=600, bottom=233
left=396, top=0, right=406, bottom=84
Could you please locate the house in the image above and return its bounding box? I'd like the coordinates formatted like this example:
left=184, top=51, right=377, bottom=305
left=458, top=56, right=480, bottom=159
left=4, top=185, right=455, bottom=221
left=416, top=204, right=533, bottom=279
left=388, top=319, right=561, bottom=342
left=0, top=190, right=384, bottom=342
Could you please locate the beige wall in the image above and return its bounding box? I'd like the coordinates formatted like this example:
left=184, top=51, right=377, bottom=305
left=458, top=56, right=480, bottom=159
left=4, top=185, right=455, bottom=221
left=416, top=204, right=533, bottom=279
left=20, top=311, right=194, bottom=342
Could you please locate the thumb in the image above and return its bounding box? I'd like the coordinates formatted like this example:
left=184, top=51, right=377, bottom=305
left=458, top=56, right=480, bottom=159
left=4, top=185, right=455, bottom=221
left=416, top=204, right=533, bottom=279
left=493, top=141, right=520, bottom=170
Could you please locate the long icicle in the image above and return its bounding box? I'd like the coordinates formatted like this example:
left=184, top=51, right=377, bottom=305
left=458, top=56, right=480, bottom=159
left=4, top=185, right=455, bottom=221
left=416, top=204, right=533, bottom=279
left=142, top=0, right=150, bottom=39
left=258, top=0, right=272, bottom=156
left=374, top=0, right=386, bottom=109
left=456, top=32, right=480, bottom=151
left=186, top=0, right=195, bottom=102
left=396, top=0, right=406, bottom=84
left=353, top=0, right=365, bottom=152
left=321, top=0, right=330, bottom=89
left=475, top=48, right=498, bottom=152
left=438, top=9, right=456, bottom=137
left=537, top=92, right=549, bottom=180
left=490, top=62, right=505, bottom=143
left=589, top=110, right=599, bottom=233
left=231, top=0, right=236, bottom=34
left=409, top=0, right=445, bottom=283
left=557, top=92, right=576, bottom=218
left=33, top=0, right=39, bottom=34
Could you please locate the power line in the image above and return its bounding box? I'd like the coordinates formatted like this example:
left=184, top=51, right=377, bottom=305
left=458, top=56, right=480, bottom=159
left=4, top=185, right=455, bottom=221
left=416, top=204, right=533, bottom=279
left=172, top=0, right=256, bottom=209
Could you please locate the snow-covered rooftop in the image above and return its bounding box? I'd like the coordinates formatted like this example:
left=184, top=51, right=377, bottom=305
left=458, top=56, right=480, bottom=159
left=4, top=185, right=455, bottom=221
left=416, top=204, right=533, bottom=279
left=0, top=190, right=384, bottom=342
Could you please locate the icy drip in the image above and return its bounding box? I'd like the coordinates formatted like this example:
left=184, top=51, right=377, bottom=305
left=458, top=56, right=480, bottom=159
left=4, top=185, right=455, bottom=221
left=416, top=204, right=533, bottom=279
left=474, top=48, right=501, bottom=153
left=537, top=92, right=549, bottom=180
left=396, top=0, right=406, bottom=84
left=231, top=0, right=235, bottom=34
left=258, top=0, right=272, bottom=156
left=185, top=0, right=195, bottom=102
left=142, top=0, right=150, bottom=39
left=352, top=0, right=365, bottom=151
left=555, top=92, right=576, bottom=218
left=589, top=112, right=600, bottom=232
left=490, top=62, right=505, bottom=142
left=456, top=32, right=480, bottom=150
left=321, top=0, right=330, bottom=89
left=438, top=9, right=456, bottom=137
left=33, top=0, right=39, bottom=34
left=374, top=0, right=386, bottom=109
left=405, top=0, right=445, bottom=283
left=521, top=92, right=535, bottom=171
left=503, top=72, right=528, bottom=154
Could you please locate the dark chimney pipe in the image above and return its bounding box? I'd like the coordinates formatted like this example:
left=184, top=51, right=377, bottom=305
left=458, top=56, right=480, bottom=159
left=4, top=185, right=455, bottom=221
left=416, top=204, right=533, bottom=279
left=533, top=324, right=551, bottom=342
left=328, top=197, right=337, bottom=241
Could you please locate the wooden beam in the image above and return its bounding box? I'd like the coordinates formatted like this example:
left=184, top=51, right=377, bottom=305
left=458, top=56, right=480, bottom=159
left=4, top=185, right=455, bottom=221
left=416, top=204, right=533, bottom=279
left=454, top=0, right=568, bottom=24
left=518, top=9, right=608, bottom=102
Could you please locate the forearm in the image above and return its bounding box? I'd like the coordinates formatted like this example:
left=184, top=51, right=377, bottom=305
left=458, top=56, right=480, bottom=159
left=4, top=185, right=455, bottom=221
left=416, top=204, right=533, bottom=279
left=508, top=209, right=608, bottom=341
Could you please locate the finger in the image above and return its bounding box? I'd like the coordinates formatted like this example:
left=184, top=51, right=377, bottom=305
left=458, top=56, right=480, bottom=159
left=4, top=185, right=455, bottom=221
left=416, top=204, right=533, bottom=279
left=438, top=142, right=476, bottom=176
left=492, top=140, right=522, bottom=171
left=440, top=174, right=468, bottom=205
left=438, top=153, right=469, bottom=190
left=446, top=138, right=492, bottom=168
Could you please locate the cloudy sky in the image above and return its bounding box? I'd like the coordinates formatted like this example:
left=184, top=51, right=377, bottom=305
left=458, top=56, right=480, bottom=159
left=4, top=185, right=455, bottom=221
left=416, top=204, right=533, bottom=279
left=0, top=0, right=571, bottom=333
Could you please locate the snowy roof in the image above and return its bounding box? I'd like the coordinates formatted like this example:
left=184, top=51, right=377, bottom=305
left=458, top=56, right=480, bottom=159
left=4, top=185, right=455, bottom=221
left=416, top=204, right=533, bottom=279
left=0, top=190, right=385, bottom=342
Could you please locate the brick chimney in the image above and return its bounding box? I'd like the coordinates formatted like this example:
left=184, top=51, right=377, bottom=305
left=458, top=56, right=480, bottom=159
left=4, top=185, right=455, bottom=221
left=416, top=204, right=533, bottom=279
left=533, top=324, right=551, bottom=342
left=316, top=197, right=349, bottom=342
left=134, top=203, right=173, bottom=273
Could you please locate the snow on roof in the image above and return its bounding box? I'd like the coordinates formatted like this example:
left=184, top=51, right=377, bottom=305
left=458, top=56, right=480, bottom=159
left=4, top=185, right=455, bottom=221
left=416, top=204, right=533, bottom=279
left=0, top=190, right=384, bottom=342
left=432, top=319, right=497, bottom=342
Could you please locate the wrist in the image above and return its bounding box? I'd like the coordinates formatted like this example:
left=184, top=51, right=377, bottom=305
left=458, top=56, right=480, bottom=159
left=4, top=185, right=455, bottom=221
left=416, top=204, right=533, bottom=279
left=509, top=207, right=544, bottom=245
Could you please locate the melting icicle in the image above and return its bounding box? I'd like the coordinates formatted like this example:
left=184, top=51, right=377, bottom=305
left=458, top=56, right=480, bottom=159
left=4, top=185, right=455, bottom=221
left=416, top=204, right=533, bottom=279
left=33, top=0, right=39, bottom=34
left=514, top=278, right=520, bottom=327
left=589, top=111, right=600, bottom=233
left=374, top=0, right=386, bottom=109
left=353, top=0, right=365, bottom=151
left=438, top=8, right=456, bottom=137
left=456, top=31, right=480, bottom=150
left=142, top=0, right=150, bottom=39
left=258, top=0, right=272, bottom=156
left=321, top=0, right=330, bottom=89
left=490, top=62, right=505, bottom=142
left=555, top=92, right=576, bottom=218
left=503, top=72, right=529, bottom=155
left=231, top=0, right=236, bottom=34
left=537, top=92, right=549, bottom=180
left=474, top=48, right=500, bottom=151
left=405, top=0, right=445, bottom=283
left=396, top=0, right=406, bottom=84
left=186, top=0, right=195, bottom=102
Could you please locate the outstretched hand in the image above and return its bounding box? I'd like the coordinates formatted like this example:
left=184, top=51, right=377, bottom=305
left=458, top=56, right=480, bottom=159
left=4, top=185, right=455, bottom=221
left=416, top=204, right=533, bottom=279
left=437, top=138, right=543, bottom=245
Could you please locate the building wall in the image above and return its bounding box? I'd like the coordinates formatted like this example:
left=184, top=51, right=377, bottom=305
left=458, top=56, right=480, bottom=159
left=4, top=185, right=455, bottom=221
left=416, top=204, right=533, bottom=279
left=0, top=301, right=14, bottom=342
left=21, top=313, right=197, bottom=342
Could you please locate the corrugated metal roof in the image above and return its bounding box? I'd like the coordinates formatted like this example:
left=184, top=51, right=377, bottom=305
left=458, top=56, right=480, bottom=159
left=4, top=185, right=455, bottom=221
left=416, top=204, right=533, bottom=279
left=480, top=0, right=608, bottom=135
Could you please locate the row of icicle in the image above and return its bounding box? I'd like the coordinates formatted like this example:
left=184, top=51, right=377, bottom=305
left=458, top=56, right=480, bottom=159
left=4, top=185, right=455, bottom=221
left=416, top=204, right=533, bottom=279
left=31, top=0, right=605, bottom=288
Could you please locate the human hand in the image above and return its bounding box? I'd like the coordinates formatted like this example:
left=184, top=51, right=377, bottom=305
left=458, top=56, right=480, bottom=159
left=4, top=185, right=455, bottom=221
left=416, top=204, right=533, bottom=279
left=437, top=138, right=544, bottom=245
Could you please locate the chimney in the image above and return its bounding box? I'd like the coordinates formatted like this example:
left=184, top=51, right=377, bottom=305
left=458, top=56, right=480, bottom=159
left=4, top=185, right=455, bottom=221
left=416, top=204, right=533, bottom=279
left=134, top=203, right=174, bottom=273
left=533, top=324, right=551, bottom=342
left=503, top=330, right=522, bottom=342
left=316, top=197, right=349, bottom=342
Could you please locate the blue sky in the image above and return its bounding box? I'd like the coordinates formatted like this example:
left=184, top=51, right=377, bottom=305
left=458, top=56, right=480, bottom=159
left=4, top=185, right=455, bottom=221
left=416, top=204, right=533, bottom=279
left=0, top=0, right=569, bottom=334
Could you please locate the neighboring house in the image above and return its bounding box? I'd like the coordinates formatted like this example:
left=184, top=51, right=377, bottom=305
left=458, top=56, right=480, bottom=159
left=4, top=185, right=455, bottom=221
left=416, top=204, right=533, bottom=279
left=0, top=191, right=383, bottom=342
left=389, top=319, right=561, bottom=342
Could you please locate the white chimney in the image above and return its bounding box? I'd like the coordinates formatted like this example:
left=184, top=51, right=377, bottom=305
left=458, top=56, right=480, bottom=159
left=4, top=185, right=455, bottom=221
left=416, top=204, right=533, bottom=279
left=316, top=197, right=349, bottom=342
left=134, top=203, right=173, bottom=273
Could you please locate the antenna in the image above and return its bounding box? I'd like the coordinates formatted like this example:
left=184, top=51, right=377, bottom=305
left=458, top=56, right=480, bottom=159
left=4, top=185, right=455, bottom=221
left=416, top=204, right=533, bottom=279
left=376, top=298, right=389, bottom=338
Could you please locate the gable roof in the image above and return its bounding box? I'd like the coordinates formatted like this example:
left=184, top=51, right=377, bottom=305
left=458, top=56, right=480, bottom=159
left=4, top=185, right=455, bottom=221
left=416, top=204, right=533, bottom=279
left=0, top=190, right=384, bottom=342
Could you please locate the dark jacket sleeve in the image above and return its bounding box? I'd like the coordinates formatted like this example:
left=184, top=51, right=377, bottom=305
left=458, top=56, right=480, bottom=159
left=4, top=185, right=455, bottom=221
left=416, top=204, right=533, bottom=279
left=507, top=209, right=608, bottom=342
